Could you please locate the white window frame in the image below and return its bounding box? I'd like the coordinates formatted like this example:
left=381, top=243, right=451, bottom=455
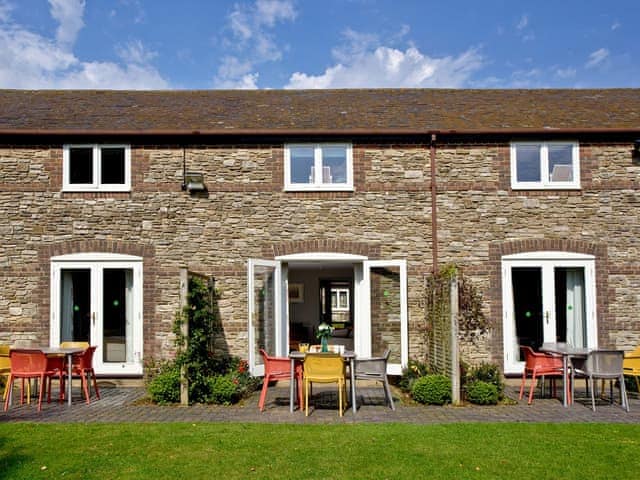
left=284, top=143, right=353, bottom=191
left=63, top=144, right=131, bottom=192
left=510, top=141, right=580, bottom=190
left=331, top=287, right=350, bottom=311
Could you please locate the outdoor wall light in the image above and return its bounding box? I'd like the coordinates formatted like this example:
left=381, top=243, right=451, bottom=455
left=634, top=139, right=640, bottom=158
left=183, top=172, right=206, bottom=192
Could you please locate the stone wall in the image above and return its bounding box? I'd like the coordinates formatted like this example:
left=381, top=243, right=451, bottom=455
left=1, top=138, right=639, bottom=372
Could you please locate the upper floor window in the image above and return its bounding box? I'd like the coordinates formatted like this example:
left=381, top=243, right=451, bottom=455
left=284, top=143, right=353, bottom=191
left=511, top=141, right=580, bottom=190
left=63, top=144, right=131, bottom=192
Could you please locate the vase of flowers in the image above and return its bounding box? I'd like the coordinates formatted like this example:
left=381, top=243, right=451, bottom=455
left=316, top=322, right=334, bottom=352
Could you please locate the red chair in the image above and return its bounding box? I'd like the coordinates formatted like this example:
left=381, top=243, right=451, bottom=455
left=258, top=349, right=303, bottom=411
left=64, top=346, right=100, bottom=404
left=519, top=346, right=565, bottom=405
left=3, top=349, right=63, bottom=412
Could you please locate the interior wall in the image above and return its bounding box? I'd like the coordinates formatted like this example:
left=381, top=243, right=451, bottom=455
left=287, top=264, right=354, bottom=343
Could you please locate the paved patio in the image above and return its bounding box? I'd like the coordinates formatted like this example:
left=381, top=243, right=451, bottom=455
left=1, top=380, right=639, bottom=424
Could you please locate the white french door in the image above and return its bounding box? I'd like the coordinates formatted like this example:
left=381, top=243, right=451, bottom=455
left=247, top=259, right=283, bottom=376
left=502, top=252, right=597, bottom=374
left=248, top=256, right=409, bottom=376
left=50, top=254, right=143, bottom=375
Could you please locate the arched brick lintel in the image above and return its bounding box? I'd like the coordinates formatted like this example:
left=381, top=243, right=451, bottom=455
left=488, top=238, right=609, bottom=365
left=263, top=239, right=381, bottom=259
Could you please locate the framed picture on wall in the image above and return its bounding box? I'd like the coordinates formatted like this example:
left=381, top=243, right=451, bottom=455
left=288, top=283, right=304, bottom=303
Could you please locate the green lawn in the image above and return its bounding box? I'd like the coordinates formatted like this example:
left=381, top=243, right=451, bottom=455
left=1, top=423, right=638, bottom=479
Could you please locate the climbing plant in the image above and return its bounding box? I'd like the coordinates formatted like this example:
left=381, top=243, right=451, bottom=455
left=424, top=264, right=490, bottom=375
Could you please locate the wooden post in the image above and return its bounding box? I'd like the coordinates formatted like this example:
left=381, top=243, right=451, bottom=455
left=450, top=274, right=460, bottom=405
left=179, top=268, right=189, bottom=406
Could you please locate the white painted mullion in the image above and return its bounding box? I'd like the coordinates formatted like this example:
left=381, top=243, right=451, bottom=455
left=314, top=144, right=323, bottom=186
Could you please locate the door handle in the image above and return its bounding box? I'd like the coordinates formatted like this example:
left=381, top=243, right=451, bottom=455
left=92, top=312, right=96, bottom=326
left=545, top=311, right=549, bottom=325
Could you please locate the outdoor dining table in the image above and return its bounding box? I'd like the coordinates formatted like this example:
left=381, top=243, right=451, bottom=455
left=540, top=342, right=590, bottom=407
left=289, top=350, right=357, bottom=414
left=39, top=347, right=85, bottom=406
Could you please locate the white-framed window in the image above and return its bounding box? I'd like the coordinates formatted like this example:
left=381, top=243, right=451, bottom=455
left=510, top=141, right=580, bottom=190
left=63, top=144, right=131, bottom=192
left=284, top=143, right=353, bottom=191
left=330, top=287, right=350, bottom=311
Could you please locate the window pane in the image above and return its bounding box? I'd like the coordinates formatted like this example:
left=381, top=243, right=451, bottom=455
left=69, top=147, right=93, bottom=184
left=515, top=145, right=541, bottom=182
left=290, top=146, right=314, bottom=184
left=101, top=147, right=126, bottom=184
left=339, top=291, right=348, bottom=309
left=548, top=144, right=574, bottom=182
left=322, top=146, right=347, bottom=184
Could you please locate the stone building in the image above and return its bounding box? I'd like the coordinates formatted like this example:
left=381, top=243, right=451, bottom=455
left=1, top=88, right=639, bottom=377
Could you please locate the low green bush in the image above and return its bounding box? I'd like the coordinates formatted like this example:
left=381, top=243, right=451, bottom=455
left=147, top=362, right=180, bottom=405
left=465, top=380, right=499, bottom=405
left=399, top=359, right=431, bottom=393
left=207, top=375, right=238, bottom=405
left=411, top=374, right=451, bottom=405
left=464, top=362, right=504, bottom=399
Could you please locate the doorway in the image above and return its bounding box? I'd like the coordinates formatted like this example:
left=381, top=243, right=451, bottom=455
left=502, top=252, right=597, bottom=374
left=50, top=253, right=144, bottom=375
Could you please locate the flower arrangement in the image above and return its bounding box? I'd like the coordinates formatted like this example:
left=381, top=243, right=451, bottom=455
left=316, top=322, right=334, bottom=352
left=316, top=322, right=334, bottom=340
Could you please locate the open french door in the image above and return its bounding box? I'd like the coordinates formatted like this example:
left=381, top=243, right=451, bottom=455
left=247, top=259, right=286, bottom=376
left=360, top=260, right=408, bottom=375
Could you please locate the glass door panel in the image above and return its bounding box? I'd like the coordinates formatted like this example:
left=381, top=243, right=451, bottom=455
left=60, top=269, right=91, bottom=343
left=248, top=259, right=281, bottom=376
left=102, top=268, right=134, bottom=364
left=363, top=260, right=408, bottom=375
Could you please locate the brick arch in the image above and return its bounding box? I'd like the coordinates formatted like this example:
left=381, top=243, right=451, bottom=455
left=487, top=238, right=609, bottom=364
left=263, top=239, right=380, bottom=259
left=37, top=240, right=157, bottom=350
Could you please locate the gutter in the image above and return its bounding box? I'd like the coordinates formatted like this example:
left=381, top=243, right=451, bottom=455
left=1, top=127, right=640, bottom=137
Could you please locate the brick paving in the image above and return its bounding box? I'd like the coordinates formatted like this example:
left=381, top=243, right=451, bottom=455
left=1, top=381, right=639, bottom=424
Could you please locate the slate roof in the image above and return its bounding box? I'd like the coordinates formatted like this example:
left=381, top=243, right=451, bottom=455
left=0, top=89, right=638, bottom=135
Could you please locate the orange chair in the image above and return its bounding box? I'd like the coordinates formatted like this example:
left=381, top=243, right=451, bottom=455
left=3, top=349, right=63, bottom=411
left=64, top=346, right=100, bottom=404
left=623, top=347, right=640, bottom=393
left=519, top=346, right=565, bottom=405
left=258, top=349, right=303, bottom=411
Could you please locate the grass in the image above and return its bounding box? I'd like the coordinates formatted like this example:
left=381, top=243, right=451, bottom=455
left=1, top=423, right=638, bottom=479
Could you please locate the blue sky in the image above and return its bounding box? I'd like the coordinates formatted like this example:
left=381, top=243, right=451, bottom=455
left=0, top=0, right=638, bottom=89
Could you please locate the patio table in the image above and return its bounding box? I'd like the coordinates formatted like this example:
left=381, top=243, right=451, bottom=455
left=540, top=343, right=590, bottom=407
left=39, top=347, right=85, bottom=406
left=289, top=350, right=357, bottom=414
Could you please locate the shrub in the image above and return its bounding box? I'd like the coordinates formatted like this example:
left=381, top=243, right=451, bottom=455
left=464, top=362, right=504, bottom=399
left=399, top=359, right=431, bottom=393
left=412, top=374, right=451, bottom=405
left=147, top=362, right=180, bottom=405
left=207, top=375, right=238, bottom=405
left=465, top=380, right=499, bottom=405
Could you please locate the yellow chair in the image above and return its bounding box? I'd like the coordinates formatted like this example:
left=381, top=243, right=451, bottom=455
left=303, top=353, right=347, bottom=417
left=60, top=341, right=90, bottom=349
left=623, top=347, right=640, bottom=393
left=0, top=345, right=11, bottom=401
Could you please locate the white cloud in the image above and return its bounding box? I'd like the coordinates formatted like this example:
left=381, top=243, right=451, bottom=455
left=0, top=0, right=13, bottom=23
left=0, top=1, right=168, bottom=89
left=49, top=0, right=85, bottom=50
left=286, top=45, right=483, bottom=89
left=555, top=67, right=576, bottom=79
left=585, top=48, right=609, bottom=69
left=611, top=21, right=620, bottom=31
left=516, top=14, right=528, bottom=30
left=213, top=0, right=297, bottom=88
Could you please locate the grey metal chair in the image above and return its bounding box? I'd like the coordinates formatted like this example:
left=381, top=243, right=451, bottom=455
left=572, top=350, right=629, bottom=412
left=354, top=349, right=395, bottom=410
